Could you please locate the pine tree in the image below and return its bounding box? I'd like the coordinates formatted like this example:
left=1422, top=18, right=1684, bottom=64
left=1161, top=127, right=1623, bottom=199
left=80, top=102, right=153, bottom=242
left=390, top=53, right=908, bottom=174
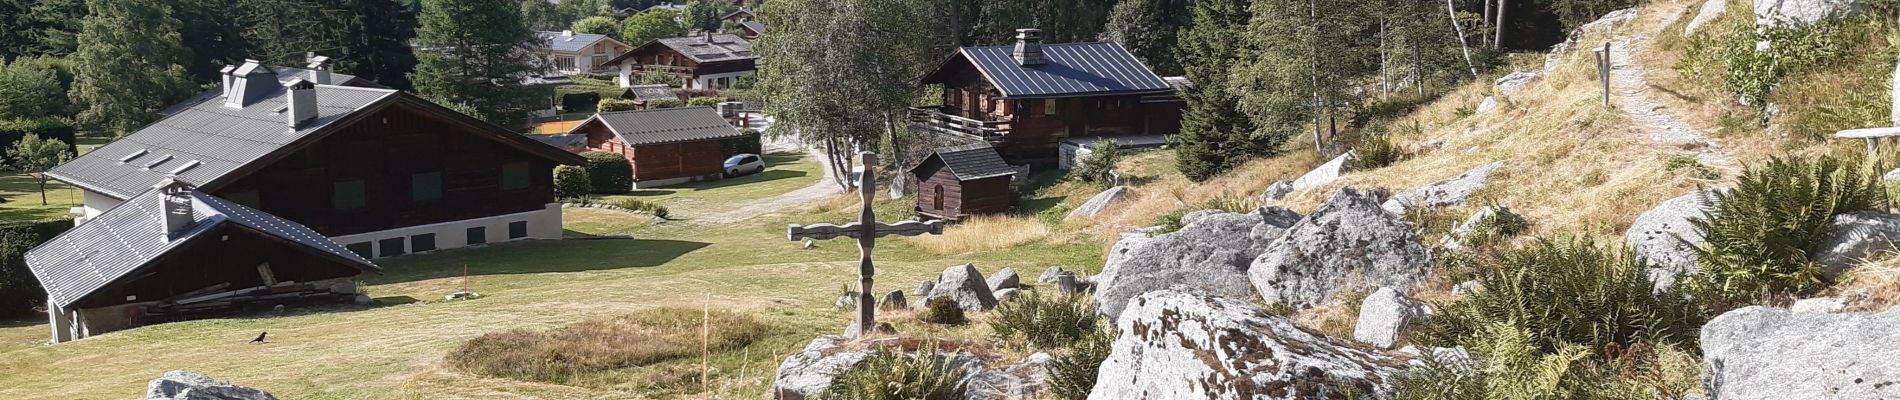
left=1171, top=0, right=1261, bottom=182
left=346, top=0, right=421, bottom=90
left=409, top=0, right=543, bottom=127
left=1100, top=0, right=1178, bottom=75
left=175, top=0, right=250, bottom=81
left=69, top=0, right=194, bottom=136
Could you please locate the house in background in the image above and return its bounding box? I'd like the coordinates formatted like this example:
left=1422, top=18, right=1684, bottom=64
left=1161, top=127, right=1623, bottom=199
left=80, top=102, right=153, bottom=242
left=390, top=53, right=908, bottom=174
left=48, top=59, right=585, bottom=261
left=723, top=9, right=765, bottom=39
left=536, top=30, right=632, bottom=74
left=606, top=32, right=756, bottom=90
left=737, top=21, right=765, bottom=39
left=567, top=107, right=751, bottom=188
left=910, top=143, right=1016, bottom=221
left=913, top=28, right=1183, bottom=167
left=29, top=180, right=380, bottom=343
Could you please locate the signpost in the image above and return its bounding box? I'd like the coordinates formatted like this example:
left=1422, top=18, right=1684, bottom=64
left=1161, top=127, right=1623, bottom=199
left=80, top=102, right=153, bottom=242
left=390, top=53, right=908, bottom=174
left=788, top=152, right=944, bottom=337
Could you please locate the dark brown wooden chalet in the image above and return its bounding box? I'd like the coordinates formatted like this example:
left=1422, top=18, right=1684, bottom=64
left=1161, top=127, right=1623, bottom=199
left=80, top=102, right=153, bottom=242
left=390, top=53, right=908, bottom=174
left=915, top=29, right=1184, bottom=166
left=48, top=60, right=585, bottom=261
left=568, top=107, right=750, bottom=188
left=604, top=32, right=756, bottom=90
left=911, top=144, right=1016, bottom=221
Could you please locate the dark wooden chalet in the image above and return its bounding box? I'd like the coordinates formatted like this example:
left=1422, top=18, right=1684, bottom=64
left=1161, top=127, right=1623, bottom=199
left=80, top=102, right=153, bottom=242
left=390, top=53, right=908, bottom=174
left=567, top=107, right=750, bottom=188
left=911, top=144, right=1016, bottom=221
left=604, top=32, right=756, bottom=90
left=48, top=60, right=585, bottom=261
left=915, top=29, right=1184, bottom=166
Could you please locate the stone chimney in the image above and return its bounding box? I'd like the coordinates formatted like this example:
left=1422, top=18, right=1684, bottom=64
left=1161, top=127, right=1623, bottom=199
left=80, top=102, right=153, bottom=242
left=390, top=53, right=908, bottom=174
left=306, top=53, right=333, bottom=85
left=222, top=60, right=276, bottom=108
left=1013, top=28, right=1045, bottom=66
left=285, top=78, right=317, bottom=129
left=155, top=179, right=194, bottom=239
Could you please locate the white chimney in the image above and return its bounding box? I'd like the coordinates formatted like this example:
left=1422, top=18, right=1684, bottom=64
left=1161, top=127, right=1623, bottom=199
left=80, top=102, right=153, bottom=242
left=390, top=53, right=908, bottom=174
left=306, top=54, right=334, bottom=85
left=285, top=78, right=317, bottom=129
left=219, top=65, right=237, bottom=99
left=223, top=60, right=274, bottom=108
left=1013, top=28, right=1045, bottom=66
left=155, top=179, right=194, bottom=239
left=562, top=30, right=574, bottom=38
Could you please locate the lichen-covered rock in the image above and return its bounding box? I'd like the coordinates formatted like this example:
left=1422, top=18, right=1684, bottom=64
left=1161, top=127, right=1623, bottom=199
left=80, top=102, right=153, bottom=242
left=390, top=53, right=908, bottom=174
left=1089, top=290, right=1406, bottom=399
left=1700, top=306, right=1900, bottom=399
left=1812, top=211, right=1900, bottom=277
left=916, top=280, right=935, bottom=297
left=1095, top=207, right=1304, bottom=319
left=1067, top=186, right=1129, bottom=219
left=964, top=352, right=1052, bottom=400
left=1685, top=0, right=1730, bottom=36
left=1353, top=287, right=1433, bottom=349
left=1290, top=152, right=1356, bottom=191
left=987, top=267, right=1021, bottom=292
left=1251, top=187, right=1434, bottom=309
left=1754, top=0, right=1868, bottom=29
left=1261, top=180, right=1294, bottom=204
left=1382, top=160, right=1506, bottom=213
left=1625, top=189, right=1722, bottom=291
left=1037, top=267, right=1070, bottom=284
left=994, top=288, right=1020, bottom=302
left=773, top=337, right=870, bottom=399
left=920, top=264, right=998, bottom=312
left=146, top=370, right=278, bottom=400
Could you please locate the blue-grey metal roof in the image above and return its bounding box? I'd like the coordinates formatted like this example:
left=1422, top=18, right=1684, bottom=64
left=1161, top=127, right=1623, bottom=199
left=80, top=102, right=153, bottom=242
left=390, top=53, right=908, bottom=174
left=626, top=84, right=677, bottom=102
left=572, top=107, right=745, bottom=146
left=26, top=186, right=378, bottom=308
left=159, top=67, right=377, bottom=116
left=47, top=84, right=400, bottom=199
left=537, top=31, right=619, bottom=53
left=741, top=21, right=765, bottom=34
left=916, top=143, right=1014, bottom=181
left=656, top=33, right=753, bottom=63
left=956, top=42, right=1172, bottom=99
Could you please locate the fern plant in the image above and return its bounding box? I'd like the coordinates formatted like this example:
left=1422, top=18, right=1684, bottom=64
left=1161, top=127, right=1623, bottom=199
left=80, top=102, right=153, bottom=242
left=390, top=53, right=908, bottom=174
left=989, top=290, right=1098, bottom=350
left=1396, top=322, right=1591, bottom=400
left=1687, top=155, right=1885, bottom=307
left=1045, top=328, right=1113, bottom=400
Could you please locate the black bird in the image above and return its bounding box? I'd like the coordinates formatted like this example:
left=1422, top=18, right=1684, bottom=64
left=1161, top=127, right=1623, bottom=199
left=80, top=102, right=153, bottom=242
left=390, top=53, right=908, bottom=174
left=250, top=331, right=268, bottom=344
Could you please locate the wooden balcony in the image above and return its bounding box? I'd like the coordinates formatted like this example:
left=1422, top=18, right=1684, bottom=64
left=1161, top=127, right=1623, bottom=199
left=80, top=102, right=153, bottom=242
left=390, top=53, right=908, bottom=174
left=637, top=65, right=694, bottom=75
left=908, top=106, right=1010, bottom=143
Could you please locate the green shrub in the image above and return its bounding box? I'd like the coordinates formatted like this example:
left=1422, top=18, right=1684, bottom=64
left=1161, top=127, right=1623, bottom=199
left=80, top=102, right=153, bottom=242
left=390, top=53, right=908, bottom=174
left=1661, top=154, right=1720, bottom=180
left=820, top=344, right=969, bottom=400
left=1045, top=328, right=1113, bottom=400
left=686, top=96, right=721, bottom=107
left=602, top=197, right=670, bottom=219
left=646, top=99, right=684, bottom=109
left=598, top=98, right=639, bottom=112
left=552, top=165, right=591, bottom=200
left=1458, top=207, right=1528, bottom=248
left=0, top=219, right=71, bottom=316
left=1346, top=134, right=1405, bottom=170
left=0, top=117, right=77, bottom=155
left=638, top=71, right=684, bottom=87
left=1688, top=155, right=1885, bottom=306
left=1417, top=236, right=1704, bottom=355
left=916, top=297, right=966, bottom=325
left=446, top=308, right=765, bottom=385
left=1397, top=322, right=1705, bottom=400
left=580, top=151, right=633, bottom=194
left=989, top=290, right=1097, bottom=350
left=1070, top=140, right=1120, bottom=187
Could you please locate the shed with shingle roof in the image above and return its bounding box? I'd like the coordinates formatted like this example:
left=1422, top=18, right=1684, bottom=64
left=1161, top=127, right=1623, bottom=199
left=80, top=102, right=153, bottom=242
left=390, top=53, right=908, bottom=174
left=566, top=107, right=756, bottom=188
left=910, top=143, right=1017, bottom=221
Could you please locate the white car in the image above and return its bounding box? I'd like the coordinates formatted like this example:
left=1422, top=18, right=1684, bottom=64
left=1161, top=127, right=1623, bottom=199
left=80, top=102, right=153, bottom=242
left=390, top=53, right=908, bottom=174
left=724, top=153, right=765, bottom=177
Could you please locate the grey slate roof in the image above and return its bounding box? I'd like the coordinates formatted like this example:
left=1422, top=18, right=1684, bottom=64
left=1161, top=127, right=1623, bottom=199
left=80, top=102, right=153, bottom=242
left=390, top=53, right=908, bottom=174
left=741, top=21, right=765, bottom=34
left=26, top=186, right=378, bottom=308
left=50, top=84, right=399, bottom=199
left=626, top=84, right=678, bottom=102
left=571, top=107, right=744, bottom=146
left=949, top=42, right=1172, bottom=99
left=159, top=67, right=375, bottom=116
left=919, top=143, right=1014, bottom=181
left=655, top=33, right=754, bottom=63
left=537, top=31, right=619, bottom=53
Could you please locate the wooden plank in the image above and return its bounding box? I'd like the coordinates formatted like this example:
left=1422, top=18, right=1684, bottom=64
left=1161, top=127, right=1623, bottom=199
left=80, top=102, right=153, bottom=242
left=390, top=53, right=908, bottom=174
left=1836, top=127, right=1900, bottom=139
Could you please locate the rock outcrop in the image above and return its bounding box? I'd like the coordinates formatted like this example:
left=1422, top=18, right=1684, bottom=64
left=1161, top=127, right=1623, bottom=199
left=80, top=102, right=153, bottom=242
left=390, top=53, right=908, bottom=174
left=1754, top=0, right=1868, bottom=29
left=1812, top=211, right=1900, bottom=276
left=1440, top=205, right=1521, bottom=250
left=1496, top=71, right=1539, bottom=97
left=1700, top=306, right=1900, bottom=399
left=964, top=352, right=1052, bottom=400
left=1685, top=0, right=1729, bottom=36
left=1251, top=188, right=1434, bottom=309
left=1625, top=189, right=1722, bottom=290
left=773, top=337, right=989, bottom=400
left=146, top=370, right=278, bottom=400
left=1095, top=207, right=1303, bottom=318
left=1382, top=160, right=1506, bottom=213
left=1475, top=96, right=1499, bottom=114
left=1261, top=180, right=1294, bottom=203
left=1290, top=152, right=1356, bottom=191
left=1353, top=287, right=1433, bottom=349
left=919, top=264, right=998, bottom=312
left=1067, top=186, right=1129, bottom=219
left=1089, top=290, right=1407, bottom=399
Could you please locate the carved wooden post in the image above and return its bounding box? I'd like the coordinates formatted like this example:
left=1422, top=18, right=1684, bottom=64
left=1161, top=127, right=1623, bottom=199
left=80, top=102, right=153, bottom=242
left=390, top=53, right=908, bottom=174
left=1594, top=42, right=1611, bottom=106
left=788, top=152, right=945, bottom=337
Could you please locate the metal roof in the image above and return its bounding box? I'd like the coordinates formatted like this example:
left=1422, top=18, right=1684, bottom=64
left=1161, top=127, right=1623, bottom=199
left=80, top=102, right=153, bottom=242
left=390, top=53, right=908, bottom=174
left=537, top=31, right=620, bottom=53
left=26, top=186, right=379, bottom=308
left=626, top=84, right=678, bottom=102
left=655, top=33, right=754, bottom=63
left=159, top=67, right=375, bottom=116
left=741, top=21, right=766, bottom=34
left=570, top=107, right=745, bottom=146
left=951, top=42, right=1173, bottom=99
left=916, top=143, right=1014, bottom=181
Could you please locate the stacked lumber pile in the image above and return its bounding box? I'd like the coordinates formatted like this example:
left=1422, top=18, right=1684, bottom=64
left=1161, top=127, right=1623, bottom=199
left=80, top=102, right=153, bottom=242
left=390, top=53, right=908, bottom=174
left=141, top=282, right=350, bottom=320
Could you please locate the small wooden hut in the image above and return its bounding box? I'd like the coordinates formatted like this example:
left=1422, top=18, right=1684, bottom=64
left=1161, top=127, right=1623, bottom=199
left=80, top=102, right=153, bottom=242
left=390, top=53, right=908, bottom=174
left=910, top=144, right=1016, bottom=221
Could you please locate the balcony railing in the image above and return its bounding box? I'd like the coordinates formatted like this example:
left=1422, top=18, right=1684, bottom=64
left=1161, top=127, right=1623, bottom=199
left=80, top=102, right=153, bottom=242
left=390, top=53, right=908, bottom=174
left=636, top=65, right=694, bottom=75
left=908, top=106, right=1010, bottom=143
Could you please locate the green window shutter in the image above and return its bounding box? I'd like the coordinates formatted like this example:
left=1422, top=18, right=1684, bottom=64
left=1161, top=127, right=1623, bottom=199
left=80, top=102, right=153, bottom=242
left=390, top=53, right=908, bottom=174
left=411, top=172, right=443, bottom=202
left=333, top=180, right=366, bottom=211
left=501, top=162, right=531, bottom=190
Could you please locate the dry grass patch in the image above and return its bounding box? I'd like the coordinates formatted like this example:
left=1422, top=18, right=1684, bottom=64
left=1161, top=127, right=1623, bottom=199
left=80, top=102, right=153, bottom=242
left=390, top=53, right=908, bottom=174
left=1833, top=256, right=1900, bottom=312
left=910, top=215, right=1052, bottom=255
left=446, top=308, right=766, bottom=387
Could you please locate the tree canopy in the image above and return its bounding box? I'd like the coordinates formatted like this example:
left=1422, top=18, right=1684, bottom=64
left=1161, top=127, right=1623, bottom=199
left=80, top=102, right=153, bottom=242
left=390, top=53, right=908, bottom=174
left=69, top=0, right=195, bottom=136
left=572, top=16, right=622, bottom=39
left=622, top=8, right=687, bottom=46
left=409, top=0, right=544, bottom=127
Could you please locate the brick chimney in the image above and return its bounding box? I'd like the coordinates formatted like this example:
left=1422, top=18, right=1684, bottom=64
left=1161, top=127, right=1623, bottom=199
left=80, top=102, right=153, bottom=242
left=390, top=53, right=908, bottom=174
left=285, top=78, right=317, bottom=129
left=1013, top=28, right=1045, bottom=66
left=306, top=53, right=334, bottom=85
left=222, top=60, right=275, bottom=108
left=155, top=179, right=194, bottom=239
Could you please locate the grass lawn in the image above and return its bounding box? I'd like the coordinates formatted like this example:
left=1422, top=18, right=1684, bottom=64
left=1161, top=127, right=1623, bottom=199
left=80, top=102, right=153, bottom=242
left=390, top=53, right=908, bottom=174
left=598, top=152, right=823, bottom=220
left=561, top=207, right=656, bottom=237
left=0, top=174, right=81, bottom=222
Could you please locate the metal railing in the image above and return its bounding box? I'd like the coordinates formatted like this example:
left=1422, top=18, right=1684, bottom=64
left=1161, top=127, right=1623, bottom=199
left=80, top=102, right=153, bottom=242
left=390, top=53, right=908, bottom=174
left=907, top=106, right=1010, bottom=143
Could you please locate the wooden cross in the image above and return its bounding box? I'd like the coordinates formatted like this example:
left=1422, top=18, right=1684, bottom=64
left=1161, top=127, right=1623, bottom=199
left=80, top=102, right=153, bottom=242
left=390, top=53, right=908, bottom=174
left=788, top=152, right=943, bottom=337
left=1835, top=75, right=1900, bottom=209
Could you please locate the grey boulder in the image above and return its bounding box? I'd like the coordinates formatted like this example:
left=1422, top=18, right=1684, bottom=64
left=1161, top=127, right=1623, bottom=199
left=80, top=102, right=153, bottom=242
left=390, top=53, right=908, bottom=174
left=1094, top=207, right=1303, bottom=319
left=987, top=267, right=1021, bottom=292
left=877, top=290, right=907, bottom=311
left=1439, top=205, right=1521, bottom=250
left=1291, top=152, right=1355, bottom=191
left=1475, top=96, right=1499, bottom=114
left=1353, top=287, right=1433, bottom=349
left=964, top=352, right=1053, bottom=400
left=920, top=263, right=998, bottom=312
left=1495, top=71, right=1540, bottom=97
left=1067, top=186, right=1129, bottom=219
left=1811, top=211, right=1900, bottom=277
left=147, top=370, right=278, bottom=400
left=1382, top=160, right=1506, bottom=213
left=1754, top=0, right=1868, bottom=29
left=1089, top=289, right=1406, bottom=399
left=1685, top=0, right=1729, bottom=36
left=773, top=336, right=873, bottom=399
left=1261, top=180, right=1294, bottom=203
left=1700, top=306, right=1900, bottom=399
left=1251, top=187, right=1435, bottom=309
left=1036, top=267, right=1070, bottom=284
left=1625, top=189, right=1722, bottom=291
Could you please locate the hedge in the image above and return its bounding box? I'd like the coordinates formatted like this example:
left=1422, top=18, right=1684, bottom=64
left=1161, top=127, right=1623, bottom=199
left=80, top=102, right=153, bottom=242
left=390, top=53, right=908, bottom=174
left=580, top=151, right=633, bottom=194
left=599, top=98, right=639, bottom=112
left=0, top=218, right=74, bottom=317
left=561, top=92, right=601, bottom=112
left=721, top=129, right=763, bottom=157
left=0, top=117, right=78, bottom=156
left=686, top=96, right=722, bottom=107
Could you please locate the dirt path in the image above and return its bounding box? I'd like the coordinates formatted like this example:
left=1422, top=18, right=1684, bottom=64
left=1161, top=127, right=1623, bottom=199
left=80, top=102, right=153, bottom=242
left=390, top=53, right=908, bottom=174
left=695, top=126, right=843, bottom=225
left=1606, top=3, right=1740, bottom=174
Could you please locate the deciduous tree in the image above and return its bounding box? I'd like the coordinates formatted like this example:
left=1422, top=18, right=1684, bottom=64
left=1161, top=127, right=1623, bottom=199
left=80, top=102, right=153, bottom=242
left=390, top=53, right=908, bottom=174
left=682, top=0, right=735, bottom=32
left=1100, top=0, right=1178, bottom=76
left=622, top=8, right=686, bottom=45
left=572, top=16, right=622, bottom=39
left=0, top=57, right=72, bottom=119
left=7, top=134, right=73, bottom=205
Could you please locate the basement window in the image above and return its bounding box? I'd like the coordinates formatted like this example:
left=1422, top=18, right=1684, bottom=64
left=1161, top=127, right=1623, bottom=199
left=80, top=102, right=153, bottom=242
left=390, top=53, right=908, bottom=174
left=345, top=242, right=373, bottom=259
left=411, top=233, right=437, bottom=252
left=508, top=221, right=528, bottom=239
left=377, top=237, right=406, bottom=257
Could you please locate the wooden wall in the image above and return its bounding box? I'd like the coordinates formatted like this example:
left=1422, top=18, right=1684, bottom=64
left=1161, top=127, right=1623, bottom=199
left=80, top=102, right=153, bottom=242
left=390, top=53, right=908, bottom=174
left=214, top=103, right=557, bottom=236
left=630, top=140, right=725, bottom=181
left=627, top=45, right=756, bottom=80
left=912, top=158, right=1013, bottom=220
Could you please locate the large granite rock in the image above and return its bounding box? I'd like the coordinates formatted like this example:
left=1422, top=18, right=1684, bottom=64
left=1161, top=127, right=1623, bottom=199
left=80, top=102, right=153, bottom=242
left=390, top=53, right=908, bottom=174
left=773, top=337, right=988, bottom=400
left=1439, top=205, right=1521, bottom=250
left=1701, top=306, right=1900, bottom=399
left=987, top=267, right=1021, bottom=292
left=1685, top=0, right=1730, bottom=36
left=1095, top=207, right=1304, bottom=319
left=1353, top=287, right=1433, bottom=349
left=1475, top=96, right=1499, bottom=114
left=1495, top=71, right=1540, bottom=97
left=1290, top=152, right=1356, bottom=191
left=920, top=264, right=998, bottom=312
left=1812, top=211, right=1900, bottom=276
left=964, top=352, right=1052, bottom=400
left=146, top=370, right=278, bottom=400
left=1260, top=180, right=1295, bottom=204
left=1625, top=189, right=1722, bottom=291
left=1089, top=290, right=1407, bottom=399
left=1382, top=160, right=1506, bottom=213
left=1251, top=188, right=1434, bottom=309
left=1067, top=186, right=1130, bottom=219
left=1754, top=0, right=1868, bottom=29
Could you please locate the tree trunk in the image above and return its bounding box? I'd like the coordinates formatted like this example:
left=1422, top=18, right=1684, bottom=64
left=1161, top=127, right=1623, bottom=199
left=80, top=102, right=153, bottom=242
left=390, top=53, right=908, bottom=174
left=1494, top=0, right=1506, bottom=49
left=1481, top=0, right=1492, bottom=46
left=1312, top=0, right=1324, bottom=153
left=1381, top=16, right=1390, bottom=98
left=37, top=176, right=47, bottom=205
left=1414, top=0, right=1426, bottom=96
left=1446, top=0, right=1480, bottom=78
